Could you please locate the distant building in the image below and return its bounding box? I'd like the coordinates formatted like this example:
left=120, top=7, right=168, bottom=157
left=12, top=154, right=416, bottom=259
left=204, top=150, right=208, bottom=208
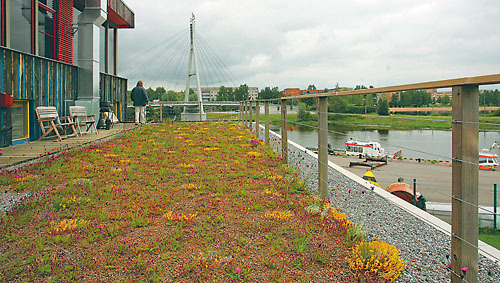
left=201, top=87, right=259, bottom=101
left=281, top=87, right=344, bottom=96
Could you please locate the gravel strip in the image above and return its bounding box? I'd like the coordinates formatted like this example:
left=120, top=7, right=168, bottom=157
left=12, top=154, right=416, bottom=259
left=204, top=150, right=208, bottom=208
left=256, top=125, right=500, bottom=282
left=0, top=192, right=32, bottom=217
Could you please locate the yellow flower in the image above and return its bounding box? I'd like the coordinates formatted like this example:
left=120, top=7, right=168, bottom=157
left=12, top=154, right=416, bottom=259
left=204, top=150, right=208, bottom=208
left=247, top=152, right=261, bottom=158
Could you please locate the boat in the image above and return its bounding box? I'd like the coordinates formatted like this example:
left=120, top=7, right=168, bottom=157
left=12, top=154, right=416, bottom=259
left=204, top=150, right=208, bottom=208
left=479, top=150, right=498, bottom=170
left=386, top=181, right=426, bottom=211
left=345, top=139, right=385, bottom=158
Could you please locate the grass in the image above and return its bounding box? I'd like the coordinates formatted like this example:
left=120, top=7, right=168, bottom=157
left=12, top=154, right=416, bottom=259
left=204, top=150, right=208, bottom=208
left=208, top=112, right=500, bottom=131
left=479, top=228, right=500, bottom=250
left=0, top=122, right=404, bottom=282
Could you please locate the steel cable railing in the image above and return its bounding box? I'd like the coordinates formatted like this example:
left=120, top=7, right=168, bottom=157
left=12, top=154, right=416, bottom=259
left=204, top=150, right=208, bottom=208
left=245, top=107, right=500, bottom=265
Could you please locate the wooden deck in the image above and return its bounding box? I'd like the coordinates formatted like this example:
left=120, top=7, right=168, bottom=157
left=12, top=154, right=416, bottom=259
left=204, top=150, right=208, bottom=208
left=0, top=123, right=137, bottom=169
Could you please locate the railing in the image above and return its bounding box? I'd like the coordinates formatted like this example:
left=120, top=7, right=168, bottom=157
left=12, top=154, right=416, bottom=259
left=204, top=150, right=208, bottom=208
left=0, top=46, right=78, bottom=116
left=241, top=73, right=500, bottom=283
left=100, top=72, right=128, bottom=121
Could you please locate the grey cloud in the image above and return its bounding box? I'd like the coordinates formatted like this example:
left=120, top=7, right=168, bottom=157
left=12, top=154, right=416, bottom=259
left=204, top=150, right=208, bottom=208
left=118, top=0, right=500, bottom=90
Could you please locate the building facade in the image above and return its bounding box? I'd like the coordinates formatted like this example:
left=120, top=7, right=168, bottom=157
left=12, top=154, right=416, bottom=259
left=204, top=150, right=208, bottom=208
left=0, top=0, right=134, bottom=146
left=281, top=88, right=327, bottom=97
left=201, top=86, right=258, bottom=101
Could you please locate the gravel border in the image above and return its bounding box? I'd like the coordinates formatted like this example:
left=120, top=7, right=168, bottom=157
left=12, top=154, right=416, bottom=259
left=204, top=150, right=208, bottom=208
left=256, top=124, right=500, bottom=282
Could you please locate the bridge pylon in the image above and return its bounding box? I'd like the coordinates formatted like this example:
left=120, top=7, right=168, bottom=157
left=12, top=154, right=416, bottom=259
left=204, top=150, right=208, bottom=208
left=181, top=13, right=206, bottom=122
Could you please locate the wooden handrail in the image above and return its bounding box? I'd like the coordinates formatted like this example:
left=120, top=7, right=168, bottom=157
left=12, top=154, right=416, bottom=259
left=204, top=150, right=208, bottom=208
left=277, top=74, right=500, bottom=100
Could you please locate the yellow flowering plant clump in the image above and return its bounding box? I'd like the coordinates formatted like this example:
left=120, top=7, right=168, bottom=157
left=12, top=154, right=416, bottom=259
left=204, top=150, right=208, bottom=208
left=163, top=211, right=197, bottom=224
left=247, top=151, right=261, bottom=158
left=348, top=239, right=405, bottom=281
left=263, top=209, right=293, bottom=221
left=179, top=163, right=193, bottom=169
left=49, top=218, right=89, bottom=234
left=182, top=184, right=198, bottom=191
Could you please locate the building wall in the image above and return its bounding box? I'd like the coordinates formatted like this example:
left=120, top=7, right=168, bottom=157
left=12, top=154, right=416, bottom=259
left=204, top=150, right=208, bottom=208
left=0, top=0, right=134, bottom=146
left=200, top=86, right=259, bottom=101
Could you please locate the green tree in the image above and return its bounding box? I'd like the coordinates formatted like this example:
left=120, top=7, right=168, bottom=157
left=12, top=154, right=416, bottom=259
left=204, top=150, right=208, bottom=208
left=146, top=87, right=155, bottom=101
left=389, top=93, right=399, bottom=107
left=307, top=85, right=317, bottom=91
left=258, top=86, right=281, bottom=100
left=235, top=84, right=249, bottom=101
left=329, top=97, right=347, bottom=113
left=217, top=86, right=227, bottom=101
left=377, top=99, right=390, bottom=115
left=155, top=87, right=167, bottom=101
left=297, top=102, right=313, bottom=121
left=162, top=90, right=182, bottom=101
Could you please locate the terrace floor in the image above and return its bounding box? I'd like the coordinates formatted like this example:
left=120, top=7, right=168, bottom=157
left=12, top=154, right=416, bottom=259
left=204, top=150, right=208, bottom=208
left=0, top=123, right=136, bottom=169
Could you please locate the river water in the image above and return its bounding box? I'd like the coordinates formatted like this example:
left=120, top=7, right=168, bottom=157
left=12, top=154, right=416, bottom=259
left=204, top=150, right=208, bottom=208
left=277, top=126, right=500, bottom=160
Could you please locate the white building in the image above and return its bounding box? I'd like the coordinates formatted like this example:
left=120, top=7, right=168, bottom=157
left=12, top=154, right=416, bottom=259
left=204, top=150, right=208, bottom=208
left=201, top=87, right=259, bottom=101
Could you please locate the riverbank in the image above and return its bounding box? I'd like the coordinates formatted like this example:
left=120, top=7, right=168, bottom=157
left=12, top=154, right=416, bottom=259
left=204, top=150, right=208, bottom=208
left=207, top=112, right=500, bottom=131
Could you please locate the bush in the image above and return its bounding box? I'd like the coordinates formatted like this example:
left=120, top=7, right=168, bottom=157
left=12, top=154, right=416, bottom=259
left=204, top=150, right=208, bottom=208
left=348, top=239, right=405, bottom=281
left=297, top=103, right=313, bottom=121
left=377, top=99, right=390, bottom=116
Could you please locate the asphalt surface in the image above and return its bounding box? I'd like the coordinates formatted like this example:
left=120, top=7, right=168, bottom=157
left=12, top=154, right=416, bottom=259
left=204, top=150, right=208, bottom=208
left=328, top=154, right=500, bottom=206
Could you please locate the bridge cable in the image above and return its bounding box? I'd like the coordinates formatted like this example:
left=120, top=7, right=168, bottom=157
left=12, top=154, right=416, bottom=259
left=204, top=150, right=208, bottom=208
left=197, top=33, right=240, bottom=86
left=196, top=36, right=232, bottom=87
left=147, top=34, right=191, bottom=90
left=126, top=29, right=189, bottom=82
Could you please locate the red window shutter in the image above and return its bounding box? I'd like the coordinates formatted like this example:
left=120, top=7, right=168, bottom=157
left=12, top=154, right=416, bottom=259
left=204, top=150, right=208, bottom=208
left=57, top=0, right=74, bottom=64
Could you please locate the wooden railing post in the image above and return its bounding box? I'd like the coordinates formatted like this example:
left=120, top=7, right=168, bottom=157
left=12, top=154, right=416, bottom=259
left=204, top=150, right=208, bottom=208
left=255, top=101, right=260, bottom=138
left=451, top=85, right=479, bottom=283
left=249, top=101, right=253, bottom=131
left=265, top=101, right=270, bottom=145
left=281, top=99, right=288, bottom=164
left=244, top=101, right=248, bottom=125
left=318, top=96, right=328, bottom=199
left=238, top=102, right=241, bottom=121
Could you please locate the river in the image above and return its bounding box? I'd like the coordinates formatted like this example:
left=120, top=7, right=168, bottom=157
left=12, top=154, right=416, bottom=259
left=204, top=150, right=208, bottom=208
left=278, top=127, right=500, bottom=160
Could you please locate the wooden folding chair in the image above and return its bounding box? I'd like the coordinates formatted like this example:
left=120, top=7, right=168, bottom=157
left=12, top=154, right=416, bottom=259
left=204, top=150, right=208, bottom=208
left=35, top=106, right=77, bottom=141
left=69, top=106, right=98, bottom=135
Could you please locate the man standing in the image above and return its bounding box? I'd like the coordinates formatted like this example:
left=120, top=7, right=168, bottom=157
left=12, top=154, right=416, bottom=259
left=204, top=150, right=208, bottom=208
left=130, top=80, right=149, bottom=124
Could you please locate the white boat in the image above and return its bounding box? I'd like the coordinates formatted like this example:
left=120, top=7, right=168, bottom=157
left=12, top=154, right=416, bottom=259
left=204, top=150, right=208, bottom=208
left=345, top=139, right=385, bottom=158
left=479, top=151, right=499, bottom=169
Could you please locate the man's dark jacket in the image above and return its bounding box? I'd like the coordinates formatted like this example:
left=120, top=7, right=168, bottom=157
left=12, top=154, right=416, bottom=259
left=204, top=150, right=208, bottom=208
left=131, top=86, right=149, bottom=106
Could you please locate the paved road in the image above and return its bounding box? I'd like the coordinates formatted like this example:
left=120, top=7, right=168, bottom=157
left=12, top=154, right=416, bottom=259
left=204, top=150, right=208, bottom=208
left=328, top=154, right=500, bottom=206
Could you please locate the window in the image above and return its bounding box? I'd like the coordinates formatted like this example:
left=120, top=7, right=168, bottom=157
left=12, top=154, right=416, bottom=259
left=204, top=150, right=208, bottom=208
left=108, top=27, right=115, bottom=74
left=38, top=1, right=56, bottom=59
left=11, top=100, right=29, bottom=141
left=10, top=0, right=32, bottom=53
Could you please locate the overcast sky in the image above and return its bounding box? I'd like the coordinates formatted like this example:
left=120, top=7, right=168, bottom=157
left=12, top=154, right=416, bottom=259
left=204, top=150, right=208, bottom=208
left=117, top=0, right=500, bottom=91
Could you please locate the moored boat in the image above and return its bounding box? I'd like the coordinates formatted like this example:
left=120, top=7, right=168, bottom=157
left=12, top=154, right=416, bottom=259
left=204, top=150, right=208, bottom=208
left=479, top=150, right=498, bottom=170
left=345, top=139, right=385, bottom=158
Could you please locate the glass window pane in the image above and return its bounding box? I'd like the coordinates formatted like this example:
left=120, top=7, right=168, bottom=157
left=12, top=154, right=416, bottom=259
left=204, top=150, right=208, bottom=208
left=38, top=8, right=54, bottom=36
left=38, top=8, right=55, bottom=59
left=39, top=0, right=54, bottom=10
left=11, top=106, right=27, bottom=140
left=38, top=32, right=54, bottom=59
left=108, top=28, right=115, bottom=74
left=11, top=0, right=32, bottom=53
